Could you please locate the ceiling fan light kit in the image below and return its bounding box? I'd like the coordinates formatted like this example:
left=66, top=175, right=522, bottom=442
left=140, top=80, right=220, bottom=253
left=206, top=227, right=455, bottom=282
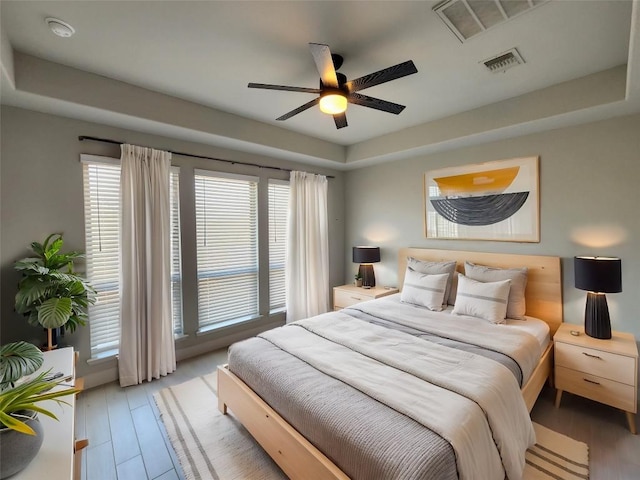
left=319, top=91, right=348, bottom=115
left=248, top=43, right=417, bottom=129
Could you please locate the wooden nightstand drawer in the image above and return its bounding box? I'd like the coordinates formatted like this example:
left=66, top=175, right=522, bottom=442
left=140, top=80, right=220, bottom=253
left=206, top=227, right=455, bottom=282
left=555, top=366, right=637, bottom=413
left=554, top=324, right=638, bottom=433
left=555, top=342, right=636, bottom=386
left=334, top=289, right=374, bottom=309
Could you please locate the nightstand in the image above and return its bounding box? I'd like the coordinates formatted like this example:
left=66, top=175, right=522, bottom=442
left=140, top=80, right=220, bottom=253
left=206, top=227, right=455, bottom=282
left=333, top=284, right=398, bottom=311
left=554, top=323, right=638, bottom=434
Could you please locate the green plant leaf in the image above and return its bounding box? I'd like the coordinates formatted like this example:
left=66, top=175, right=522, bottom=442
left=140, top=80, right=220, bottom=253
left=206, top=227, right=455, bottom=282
left=37, top=297, right=72, bottom=329
left=0, top=370, right=79, bottom=433
left=14, top=258, right=44, bottom=270
left=0, top=342, right=43, bottom=389
left=14, top=261, right=49, bottom=275
left=15, top=279, right=55, bottom=313
left=47, top=252, right=83, bottom=271
left=30, top=241, right=45, bottom=257
left=48, top=271, right=84, bottom=284
left=0, top=411, right=36, bottom=435
left=46, top=236, right=64, bottom=260
left=27, top=311, right=40, bottom=328
left=40, top=233, right=61, bottom=255
left=65, top=280, right=85, bottom=296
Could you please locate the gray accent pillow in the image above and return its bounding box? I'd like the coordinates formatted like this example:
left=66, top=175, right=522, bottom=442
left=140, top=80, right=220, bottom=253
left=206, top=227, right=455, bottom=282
left=407, top=257, right=456, bottom=307
left=464, top=261, right=528, bottom=320
left=448, top=271, right=459, bottom=306
left=453, top=274, right=511, bottom=324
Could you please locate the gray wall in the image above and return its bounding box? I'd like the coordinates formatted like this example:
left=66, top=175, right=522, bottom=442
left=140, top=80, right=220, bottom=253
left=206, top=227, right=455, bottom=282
left=345, top=113, right=640, bottom=340
left=0, top=106, right=345, bottom=386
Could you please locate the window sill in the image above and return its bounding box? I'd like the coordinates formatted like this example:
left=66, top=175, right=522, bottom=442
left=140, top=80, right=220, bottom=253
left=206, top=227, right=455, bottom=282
left=87, top=349, right=118, bottom=365
left=196, top=315, right=264, bottom=337
left=89, top=335, right=187, bottom=364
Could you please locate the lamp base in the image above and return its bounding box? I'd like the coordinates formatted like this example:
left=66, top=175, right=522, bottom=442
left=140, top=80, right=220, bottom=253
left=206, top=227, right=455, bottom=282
left=358, top=264, right=376, bottom=288
left=584, top=292, right=612, bottom=339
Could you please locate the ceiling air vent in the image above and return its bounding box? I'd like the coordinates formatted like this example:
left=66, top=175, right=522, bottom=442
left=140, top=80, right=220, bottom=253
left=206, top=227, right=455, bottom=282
left=482, top=48, right=525, bottom=73
left=434, top=0, right=550, bottom=43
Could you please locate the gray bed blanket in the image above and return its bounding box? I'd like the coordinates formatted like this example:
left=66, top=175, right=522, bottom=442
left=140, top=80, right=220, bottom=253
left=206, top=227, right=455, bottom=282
left=228, top=302, right=538, bottom=480
left=229, top=338, right=458, bottom=479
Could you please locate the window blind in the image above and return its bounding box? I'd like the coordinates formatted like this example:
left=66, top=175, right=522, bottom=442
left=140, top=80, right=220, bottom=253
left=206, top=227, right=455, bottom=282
left=268, top=180, right=289, bottom=311
left=194, top=170, right=259, bottom=328
left=170, top=167, right=183, bottom=335
left=83, top=157, right=183, bottom=356
left=83, top=160, right=121, bottom=355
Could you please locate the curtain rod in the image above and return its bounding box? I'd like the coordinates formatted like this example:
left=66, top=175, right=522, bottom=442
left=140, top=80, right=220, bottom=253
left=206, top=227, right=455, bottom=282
left=78, top=135, right=335, bottom=179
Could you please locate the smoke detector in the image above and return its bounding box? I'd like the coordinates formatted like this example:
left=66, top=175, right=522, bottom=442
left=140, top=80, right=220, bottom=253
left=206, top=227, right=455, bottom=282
left=46, top=17, right=75, bottom=38
left=482, top=48, right=525, bottom=74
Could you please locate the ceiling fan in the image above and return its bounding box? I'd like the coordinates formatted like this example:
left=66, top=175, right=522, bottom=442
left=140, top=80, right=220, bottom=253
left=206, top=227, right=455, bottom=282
left=248, top=43, right=418, bottom=129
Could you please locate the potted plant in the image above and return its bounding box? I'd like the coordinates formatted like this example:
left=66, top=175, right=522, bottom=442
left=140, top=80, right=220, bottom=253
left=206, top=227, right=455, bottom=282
left=354, top=273, right=363, bottom=287
left=14, top=233, right=96, bottom=350
left=0, top=341, right=79, bottom=478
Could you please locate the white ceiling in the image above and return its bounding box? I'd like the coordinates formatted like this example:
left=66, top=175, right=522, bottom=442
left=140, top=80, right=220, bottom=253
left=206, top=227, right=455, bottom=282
left=1, top=0, right=639, bottom=167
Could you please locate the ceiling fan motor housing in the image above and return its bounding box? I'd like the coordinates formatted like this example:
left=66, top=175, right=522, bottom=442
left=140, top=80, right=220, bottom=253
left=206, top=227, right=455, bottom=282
left=321, top=73, right=348, bottom=90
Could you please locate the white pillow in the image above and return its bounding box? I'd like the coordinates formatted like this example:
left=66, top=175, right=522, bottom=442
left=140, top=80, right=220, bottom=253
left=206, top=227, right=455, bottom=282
left=452, top=274, right=511, bottom=324
left=401, top=269, right=449, bottom=311
left=407, top=257, right=456, bottom=307
left=464, top=261, right=528, bottom=319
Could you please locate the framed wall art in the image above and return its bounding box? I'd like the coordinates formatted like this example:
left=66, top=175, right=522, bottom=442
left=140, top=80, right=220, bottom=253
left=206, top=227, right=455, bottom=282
left=424, top=156, right=539, bottom=242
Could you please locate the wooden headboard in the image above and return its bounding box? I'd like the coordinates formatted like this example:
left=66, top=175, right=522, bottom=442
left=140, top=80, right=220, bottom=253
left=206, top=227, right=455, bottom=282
left=398, top=248, right=563, bottom=335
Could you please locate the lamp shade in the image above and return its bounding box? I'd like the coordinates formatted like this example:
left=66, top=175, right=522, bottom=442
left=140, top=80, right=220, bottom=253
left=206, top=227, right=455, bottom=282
left=353, top=246, right=380, bottom=264
left=574, top=256, right=622, bottom=293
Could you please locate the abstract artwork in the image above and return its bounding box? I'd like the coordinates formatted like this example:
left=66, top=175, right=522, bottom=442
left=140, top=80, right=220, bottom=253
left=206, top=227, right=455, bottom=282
left=425, top=156, right=539, bottom=242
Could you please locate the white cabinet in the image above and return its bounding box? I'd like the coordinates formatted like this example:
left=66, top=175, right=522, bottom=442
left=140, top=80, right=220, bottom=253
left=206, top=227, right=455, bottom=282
left=13, top=347, right=81, bottom=479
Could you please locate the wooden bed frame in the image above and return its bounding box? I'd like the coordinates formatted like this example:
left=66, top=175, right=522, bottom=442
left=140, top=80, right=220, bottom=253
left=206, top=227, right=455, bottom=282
left=218, top=248, right=563, bottom=480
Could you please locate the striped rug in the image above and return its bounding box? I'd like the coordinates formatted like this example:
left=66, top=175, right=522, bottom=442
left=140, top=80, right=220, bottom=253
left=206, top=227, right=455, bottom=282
left=525, top=423, right=589, bottom=480
left=155, top=373, right=589, bottom=480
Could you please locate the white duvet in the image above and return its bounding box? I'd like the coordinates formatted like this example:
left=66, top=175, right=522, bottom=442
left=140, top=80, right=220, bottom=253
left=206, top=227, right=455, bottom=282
left=260, top=312, right=536, bottom=480
left=355, top=295, right=543, bottom=383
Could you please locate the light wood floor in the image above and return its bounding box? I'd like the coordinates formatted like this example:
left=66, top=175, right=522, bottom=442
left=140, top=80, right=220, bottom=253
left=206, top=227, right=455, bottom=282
left=77, top=348, right=640, bottom=480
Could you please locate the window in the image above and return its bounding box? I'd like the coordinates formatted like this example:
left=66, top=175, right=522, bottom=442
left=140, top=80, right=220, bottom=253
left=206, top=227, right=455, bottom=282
left=194, top=170, right=259, bottom=329
left=170, top=170, right=184, bottom=335
left=268, top=180, right=289, bottom=311
left=83, top=158, right=120, bottom=356
left=82, top=156, right=182, bottom=356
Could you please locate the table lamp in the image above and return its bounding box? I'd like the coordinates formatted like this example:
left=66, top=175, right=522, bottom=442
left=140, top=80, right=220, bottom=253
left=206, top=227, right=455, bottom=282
left=353, top=246, right=380, bottom=288
left=574, top=256, right=622, bottom=339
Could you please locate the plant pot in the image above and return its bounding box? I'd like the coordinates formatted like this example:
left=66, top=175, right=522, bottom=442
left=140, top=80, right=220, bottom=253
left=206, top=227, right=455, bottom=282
left=0, top=411, right=44, bottom=479
left=354, top=279, right=363, bottom=287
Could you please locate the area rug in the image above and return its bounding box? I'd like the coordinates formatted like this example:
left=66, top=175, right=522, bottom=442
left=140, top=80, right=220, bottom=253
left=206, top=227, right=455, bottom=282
left=155, top=373, right=589, bottom=480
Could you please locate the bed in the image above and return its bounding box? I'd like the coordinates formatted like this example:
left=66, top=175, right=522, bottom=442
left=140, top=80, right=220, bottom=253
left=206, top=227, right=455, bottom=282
left=217, top=248, right=563, bottom=480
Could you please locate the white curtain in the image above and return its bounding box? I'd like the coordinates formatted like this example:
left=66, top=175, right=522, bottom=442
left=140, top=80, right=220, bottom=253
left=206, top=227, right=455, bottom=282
left=118, top=144, right=176, bottom=387
left=285, top=171, right=330, bottom=322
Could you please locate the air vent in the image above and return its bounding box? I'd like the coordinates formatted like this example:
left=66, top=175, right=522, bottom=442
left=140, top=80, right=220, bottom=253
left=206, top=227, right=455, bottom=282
left=482, top=48, right=525, bottom=73
left=434, top=0, right=549, bottom=43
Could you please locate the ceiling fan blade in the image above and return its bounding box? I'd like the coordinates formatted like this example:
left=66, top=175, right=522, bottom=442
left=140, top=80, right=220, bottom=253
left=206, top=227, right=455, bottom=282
left=276, top=98, right=320, bottom=121
left=348, top=93, right=406, bottom=115
left=345, top=60, right=418, bottom=93
left=309, top=43, right=339, bottom=88
left=248, top=83, right=321, bottom=94
left=333, top=113, right=348, bottom=129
